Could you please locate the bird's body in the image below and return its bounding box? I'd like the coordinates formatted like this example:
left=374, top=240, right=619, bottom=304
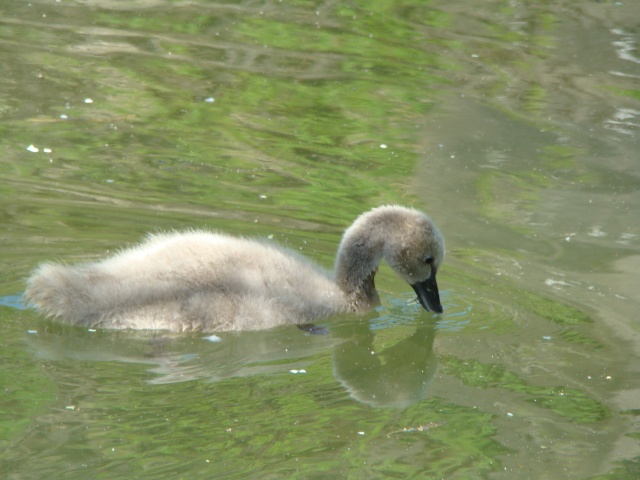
left=25, top=206, right=445, bottom=332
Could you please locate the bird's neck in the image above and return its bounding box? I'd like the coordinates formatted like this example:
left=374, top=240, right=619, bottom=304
left=334, top=235, right=383, bottom=312
left=348, top=268, right=380, bottom=312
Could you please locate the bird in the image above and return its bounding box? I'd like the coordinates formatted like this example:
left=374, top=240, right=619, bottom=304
left=24, top=205, right=444, bottom=332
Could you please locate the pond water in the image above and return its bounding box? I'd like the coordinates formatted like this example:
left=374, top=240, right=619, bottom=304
left=1, top=1, right=639, bottom=479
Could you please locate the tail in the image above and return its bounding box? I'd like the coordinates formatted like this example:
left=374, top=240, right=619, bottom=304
left=24, top=263, right=99, bottom=325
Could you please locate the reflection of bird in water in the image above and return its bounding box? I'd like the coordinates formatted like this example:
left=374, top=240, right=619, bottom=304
left=23, top=324, right=338, bottom=385
left=25, top=315, right=437, bottom=408
left=332, top=319, right=438, bottom=408
left=25, top=206, right=444, bottom=332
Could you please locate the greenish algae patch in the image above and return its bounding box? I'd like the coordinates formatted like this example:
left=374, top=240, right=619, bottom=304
left=586, top=455, right=640, bottom=480
left=516, top=290, right=592, bottom=325
left=382, top=398, right=507, bottom=478
left=65, top=352, right=508, bottom=479
left=450, top=247, right=595, bottom=326
left=604, top=87, right=640, bottom=101
left=4, top=0, right=450, bottom=241
left=0, top=308, right=58, bottom=446
left=556, top=327, right=604, bottom=349
left=440, top=355, right=609, bottom=423
left=523, top=83, right=547, bottom=114
left=476, top=169, right=550, bottom=235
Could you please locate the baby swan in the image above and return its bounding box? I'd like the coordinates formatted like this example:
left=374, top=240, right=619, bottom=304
left=25, top=205, right=445, bottom=332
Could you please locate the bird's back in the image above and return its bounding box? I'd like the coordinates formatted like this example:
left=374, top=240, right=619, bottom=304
left=25, top=231, right=347, bottom=332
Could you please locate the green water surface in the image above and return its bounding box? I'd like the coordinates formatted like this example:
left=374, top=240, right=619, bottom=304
left=1, top=1, right=639, bottom=479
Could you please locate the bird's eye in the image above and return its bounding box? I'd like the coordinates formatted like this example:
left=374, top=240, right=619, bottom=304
left=424, top=256, right=434, bottom=265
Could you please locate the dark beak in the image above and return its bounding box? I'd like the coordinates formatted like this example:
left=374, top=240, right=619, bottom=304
left=411, top=271, right=443, bottom=313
